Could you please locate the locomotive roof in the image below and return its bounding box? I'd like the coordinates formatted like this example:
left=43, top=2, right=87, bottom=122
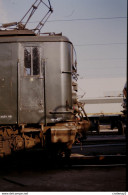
left=0, top=29, right=70, bottom=43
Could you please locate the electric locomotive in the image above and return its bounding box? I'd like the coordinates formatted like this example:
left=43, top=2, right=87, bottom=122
left=0, top=30, right=90, bottom=158
left=0, top=0, right=91, bottom=158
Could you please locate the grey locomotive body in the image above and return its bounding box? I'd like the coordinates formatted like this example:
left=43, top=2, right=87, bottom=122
left=0, top=30, right=90, bottom=157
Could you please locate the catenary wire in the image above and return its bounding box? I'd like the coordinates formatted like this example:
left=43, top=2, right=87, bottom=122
left=74, top=43, right=126, bottom=46
left=0, top=16, right=126, bottom=25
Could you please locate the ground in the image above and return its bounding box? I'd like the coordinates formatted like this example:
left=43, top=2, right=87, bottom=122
left=0, top=165, right=126, bottom=191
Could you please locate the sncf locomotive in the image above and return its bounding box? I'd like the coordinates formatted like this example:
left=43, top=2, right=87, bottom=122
left=0, top=0, right=91, bottom=158
left=0, top=30, right=91, bottom=158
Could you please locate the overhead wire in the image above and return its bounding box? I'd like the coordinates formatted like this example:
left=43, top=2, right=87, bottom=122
left=0, top=16, right=126, bottom=25
left=74, top=43, right=126, bottom=46
left=47, top=16, right=127, bottom=22
left=80, top=58, right=126, bottom=61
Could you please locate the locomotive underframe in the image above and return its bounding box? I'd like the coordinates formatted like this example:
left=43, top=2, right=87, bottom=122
left=0, top=119, right=90, bottom=158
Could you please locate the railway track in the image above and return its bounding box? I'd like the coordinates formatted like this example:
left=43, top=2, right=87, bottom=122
left=76, top=134, right=125, bottom=144
left=0, top=146, right=126, bottom=170
left=0, top=152, right=126, bottom=191
left=1, top=154, right=126, bottom=187
left=0, top=134, right=126, bottom=191
left=0, top=135, right=125, bottom=178
left=70, top=154, right=126, bottom=166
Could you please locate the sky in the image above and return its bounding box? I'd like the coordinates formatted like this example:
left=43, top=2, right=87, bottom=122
left=0, top=0, right=127, bottom=80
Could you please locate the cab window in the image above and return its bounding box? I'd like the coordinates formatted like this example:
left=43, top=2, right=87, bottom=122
left=24, top=47, right=40, bottom=76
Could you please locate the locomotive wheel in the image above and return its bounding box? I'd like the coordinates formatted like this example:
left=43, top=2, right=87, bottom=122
left=65, top=148, right=71, bottom=159
left=46, top=143, right=64, bottom=164
left=64, top=148, right=71, bottom=167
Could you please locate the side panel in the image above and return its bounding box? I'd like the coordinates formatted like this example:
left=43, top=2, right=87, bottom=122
left=0, top=43, right=18, bottom=124
left=44, top=42, right=73, bottom=123
left=18, top=43, right=45, bottom=124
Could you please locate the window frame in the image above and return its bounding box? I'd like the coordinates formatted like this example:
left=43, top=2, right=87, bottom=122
left=24, top=46, right=41, bottom=77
